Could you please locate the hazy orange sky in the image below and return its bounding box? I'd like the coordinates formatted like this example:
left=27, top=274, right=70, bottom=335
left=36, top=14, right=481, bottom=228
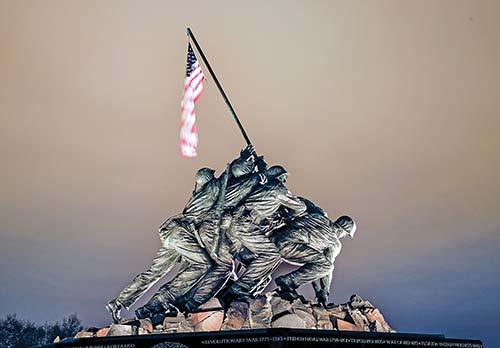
left=0, top=1, right=499, bottom=346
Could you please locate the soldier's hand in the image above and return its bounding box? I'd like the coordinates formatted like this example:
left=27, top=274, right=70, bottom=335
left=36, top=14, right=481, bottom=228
left=245, top=144, right=256, bottom=156
left=256, top=156, right=268, bottom=173
left=240, top=144, right=256, bottom=160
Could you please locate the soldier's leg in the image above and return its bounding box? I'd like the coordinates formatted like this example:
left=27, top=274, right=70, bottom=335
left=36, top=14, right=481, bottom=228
left=141, top=228, right=213, bottom=313
left=229, top=227, right=282, bottom=297
left=275, top=242, right=332, bottom=291
left=114, top=246, right=180, bottom=309
left=184, top=235, right=235, bottom=311
left=106, top=244, right=180, bottom=322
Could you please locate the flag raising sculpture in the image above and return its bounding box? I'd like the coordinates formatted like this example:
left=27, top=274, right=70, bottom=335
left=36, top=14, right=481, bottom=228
left=180, top=43, right=205, bottom=158
left=105, top=28, right=360, bottom=329
left=28, top=27, right=482, bottom=348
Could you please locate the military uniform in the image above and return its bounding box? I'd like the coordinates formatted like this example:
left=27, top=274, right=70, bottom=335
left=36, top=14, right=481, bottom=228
left=184, top=171, right=264, bottom=309
left=137, top=150, right=262, bottom=316
left=108, top=148, right=261, bottom=321
left=110, top=172, right=224, bottom=315
left=271, top=200, right=354, bottom=303
left=186, top=178, right=306, bottom=309
left=197, top=171, right=262, bottom=259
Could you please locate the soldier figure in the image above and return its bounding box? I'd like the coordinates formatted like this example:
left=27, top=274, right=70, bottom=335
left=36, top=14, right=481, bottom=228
left=141, top=147, right=265, bottom=318
left=184, top=165, right=307, bottom=311
left=271, top=197, right=356, bottom=306
left=105, top=148, right=255, bottom=323
left=106, top=146, right=356, bottom=322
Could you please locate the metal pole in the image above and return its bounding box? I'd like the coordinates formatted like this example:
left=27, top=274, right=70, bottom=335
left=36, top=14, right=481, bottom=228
left=186, top=27, right=252, bottom=146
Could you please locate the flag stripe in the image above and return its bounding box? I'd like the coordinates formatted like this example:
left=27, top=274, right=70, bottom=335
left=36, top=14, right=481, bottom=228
left=180, top=43, right=205, bottom=158
left=184, top=67, right=203, bottom=91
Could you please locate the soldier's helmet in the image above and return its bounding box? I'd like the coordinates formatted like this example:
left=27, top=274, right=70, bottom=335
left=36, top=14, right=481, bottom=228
left=332, top=215, right=357, bottom=238
left=267, top=165, right=288, bottom=183
left=195, top=167, right=215, bottom=191
left=230, top=157, right=254, bottom=178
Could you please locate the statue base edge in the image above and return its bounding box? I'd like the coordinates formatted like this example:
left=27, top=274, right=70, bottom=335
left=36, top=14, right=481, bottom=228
left=36, top=328, right=482, bottom=348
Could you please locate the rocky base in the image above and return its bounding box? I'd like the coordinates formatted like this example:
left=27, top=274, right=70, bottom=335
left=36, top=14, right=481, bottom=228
left=65, top=294, right=395, bottom=342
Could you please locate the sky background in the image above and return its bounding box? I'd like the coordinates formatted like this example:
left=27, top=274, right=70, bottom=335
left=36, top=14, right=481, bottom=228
left=0, top=1, right=499, bottom=347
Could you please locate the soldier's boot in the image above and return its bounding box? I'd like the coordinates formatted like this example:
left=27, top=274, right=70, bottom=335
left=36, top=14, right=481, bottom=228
left=135, top=306, right=151, bottom=320
left=215, top=283, right=253, bottom=311
left=183, top=299, right=200, bottom=314
left=315, top=289, right=330, bottom=308
left=135, top=294, right=178, bottom=321
left=136, top=304, right=178, bottom=327
left=275, top=275, right=300, bottom=301
left=105, top=299, right=124, bottom=323
left=135, top=307, right=172, bottom=327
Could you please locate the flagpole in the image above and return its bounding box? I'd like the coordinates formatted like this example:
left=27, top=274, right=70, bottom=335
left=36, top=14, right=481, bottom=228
left=186, top=27, right=252, bottom=146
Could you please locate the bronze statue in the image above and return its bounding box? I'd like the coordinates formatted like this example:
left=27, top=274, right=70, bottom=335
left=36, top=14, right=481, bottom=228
left=106, top=147, right=257, bottom=323
left=271, top=199, right=356, bottom=305
left=106, top=148, right=356, bottom=323
left=183, top=164, right=307, bottom=311
left=105, top=30, right=357, bottom=324
left=144, top=147, right=265, bottom=317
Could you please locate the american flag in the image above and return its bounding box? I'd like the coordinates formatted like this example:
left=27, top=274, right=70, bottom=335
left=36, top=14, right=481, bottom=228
left=180, top=43, right=205, bottom=158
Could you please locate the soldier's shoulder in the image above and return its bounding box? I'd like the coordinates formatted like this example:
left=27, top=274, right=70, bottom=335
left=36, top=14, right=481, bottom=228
left=203, top=180, right=220, bottom=193
left=269, top=180, right=287, bottom=191
left=330, top=236, right=342, bottom=250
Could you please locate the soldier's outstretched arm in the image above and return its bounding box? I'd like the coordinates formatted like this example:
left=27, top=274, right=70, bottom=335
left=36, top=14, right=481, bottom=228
left=277, top=188, right=307, bottom=217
